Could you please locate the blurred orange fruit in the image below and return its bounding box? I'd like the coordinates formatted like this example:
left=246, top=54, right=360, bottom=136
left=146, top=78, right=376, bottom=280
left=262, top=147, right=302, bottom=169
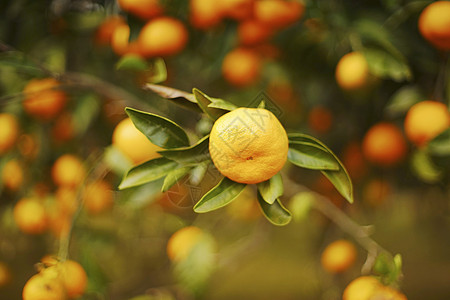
left=362, top=122, right=407, bottom=166
left=18, top=133, right=40, bottom=160
left=52, top=112, right=75, bottom=143
left=222, top=48, right=262, bottom=87
left=167, top=226, right=204, bottom=262
left=341, top=141, right=368, bottom=181
left=0, top=113, right=19, bottom=154
left=307, top=106, right=333, bottom=134
left=238, top=20, right=274, bottom=46
left=321, top=239, right=357, bottom=273
left=83, top=180, right=114, bottom=214
left=220, top=0, right=254, bottom=20
left=0, top=262, right=11, bottom=287
left=343, top=276, right=407, bottom=300
left=335, top=52, right=370, bottom=91
left=51, top=154, right=86, bottom=188
left=112, top=117, right=163, bottom=164
left=95, top=15, right=126, bottom=45
left=111, top=22, right=131, bottom=56
left=363, top=178, right=391, bottom=207
left=404, top=100, right=450, bottom=147
left=118, top=0, right=163, bottom=20
left=418, top=1, right=450, bottom=50
left=1, top=159, right=24, bottom=192
left=13, top=198, right=47, bottom=234
left=253, top=0, right=304, bottom=30
left=23, top=78, right=67, bottom=121
left=138, top=17, right=188, bottom=58
left=22, top=273, right=66, bottom=300
left=190, top=0, right=224, bottom=29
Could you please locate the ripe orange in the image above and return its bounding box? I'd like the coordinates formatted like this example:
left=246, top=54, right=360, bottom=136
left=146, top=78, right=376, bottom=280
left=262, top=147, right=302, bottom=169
left=112, top=117, right=163, bottom=165
left=335, top=52, right=370, bottom=91
left=167, top=226, right=204, bottom=262
left=111, top=22, right=131, bottom=56
left=51, top=154, right=86, bottom=188
left=138, top=17, right=188, bottom=58
left=253, top=0, right=305, bottom=30
left=321, top=239, right=357, bottom=273
left=118, top=0, right=163, bottom=20
left=238, top=20, right=274, bottom=46
left=83, top=180, right=114, bottom=214
left=13, top=198, right=47, bottom=234
left=41, top=260, right=88, bottom=299
left=189, top=0, right=224, bottom=29
left=404, top=100, right=450, bottom=147
left=22, top=78, right=67, bottom=121
left=1, top=159, right=24, bottom=192
left=307, top=106, right=334, bottom=134
left=220, top=0, right=254, bottom=20
left=95, top=15, right=126, bottom=45
left=0, top=262, right=11, bottom=287
left=418, top=1, right=450, bottom=50
left=222, top=48, right=262, bottom=87
left=209, top=107, right=288, bottom=184
left=52, top=112, right=75, bottom=143
left=362, top=122, right=407, bottom=166
left=341, top=141, right=368, bottom=181
left=22, top=273, right=66, bottom=300
left=343, top=276, right=381, bottom=300
left=0, top=113, right=19, bottom=153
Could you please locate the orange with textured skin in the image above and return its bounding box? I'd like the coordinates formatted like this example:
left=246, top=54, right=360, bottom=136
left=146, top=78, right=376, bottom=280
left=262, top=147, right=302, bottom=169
left=118, top=0, right=163, bottom=20
left=0, top=113, right=19, bottom=153
left=362, top=122, right=407, bottom=166
left=222, top=48, right=262, bottom=87
left=23, top=78, right=67, bottom=120
left=13, top=198, right=47, bottom=234
left=138, top=17, right=188, bottom=58
left=167, top=226, right=204, bottom=262
left=404, top=100, right=450, bottom=147
left=418, top=1, right=450, bottom=50
left=41, top=260, right=88, bottom=299
left=321, top=239, right=357, bottom=273
left=335, top=52, right=370, bottom=91
left=51, top=154, right=86, bottom=188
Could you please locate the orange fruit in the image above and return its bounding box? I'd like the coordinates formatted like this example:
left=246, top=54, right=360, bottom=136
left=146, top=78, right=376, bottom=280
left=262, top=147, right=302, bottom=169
left=341, top=141, right=368, bottom=181
left=209, top=107, right=288, bottom=184
left=1, top=159, right=24, bottom=192
left=0, top=262, right=11, bottom=287
left=189, top=0, right=224, bottom=29
left=238, top=20, right=274, bottom=46
left=418, top=1, right=450, bottom=50
left=220, top=0, right=254, bottom=20
left=222, top=48, right=262, bottom=87
left=343, top=276, right=381, bottom=300
left=23, top=78, right=67, bottom=121
left=111, top=22, right=131, bottom=56
left=22, top=273, right=66, bottom=300
left=167, top=226, right=204, bottom=262
left=335, top=52, right=371, bottom=91
left=253, top=0, right=305, bottom=30
left=52, top=112, right=75, bottom=143
left=307, top=106, right=333, bottom=134
left=321, top=239, right=357, bottom=273
left=362, top=122, right=407, bottom=166
left=13, top=198, right=47, bottom=234
left=118, top=0, right=163, bottom=20
left=112, top=117, right=163, bottom=165
left=51, top=154, right=86, bottom=188
left=138, top=17, right=188, bottom=58
left=41, top=260, right=88, bottom=299
left=95, top=15, right=126, bottom=45
left=404, top=100, right=450, bottom=147
left=83, top=180, right=114, bottom=214
left=0, top=113, right=19, bottom=153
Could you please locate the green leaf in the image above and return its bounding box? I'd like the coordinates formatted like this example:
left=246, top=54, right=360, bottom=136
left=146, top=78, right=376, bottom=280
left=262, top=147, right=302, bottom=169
left=288, top=192, right=314, bottom=222
left=410, top=149, right=443, bottom=183
left=189, top=161, right=210, bottom=186
left=257, top=173, right=283, bottom=204
left=193, top=177, right=246, bottom=213
left=143, top=83, right=201, bottom=112
left=385, top=85, right=424, bottom=116
left=193, top=88, right=229, bottom=120
left=146, top=57, right=167, bottom=84
left=116, top=54, right=148, bottom=72
left=288, top=133, right=354, bottom=203
left=103, top=146, right=133, bottom=176
left=257, top=191, right=292, bottom=226
left=0, top=51, right=45, bottom=76
left=207, top=98, right=238, bottom=111
left=125, top=107, right=190, bottom=149
left=288, top=141, right=340, bottom=170
left=373, top=253, right=403, bottom=286
left=158, top=135, right=210, bottom=165
left=363, top=48, right=412, bottom=82
left=161, top=166, right=192, bottom=192
left=428, top=128, right=450, bottom=156
left=73, top=94, right=100, bottom=135
left=119, top=158, right=178, bottom=190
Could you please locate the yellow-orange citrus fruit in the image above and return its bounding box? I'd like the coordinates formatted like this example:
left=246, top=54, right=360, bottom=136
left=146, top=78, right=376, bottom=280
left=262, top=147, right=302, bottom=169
left=238, top=20, right=274, bottom=46
left=307, top=106, right=333, bottom=134
left=13, top=198, right=47, bottom=234
left=190, top=0, right=224, bottom=29
left=335, top=52, right=370, bottom=91
left=253, top=0, right=304, bottom=30
left=22, top=273, right=66, bottom=300
left=418, top=1, right=450, bottom=50
left=362, top=122, right=407, bottom=166
left=167, top=226, right=204, bottom=262
left=372, top=285, right=408, bottom=300
left=1, top=159, right=24, bottom=192
left=220, top=0, right=254, bottom=20
left=222, top=48, right=262, bottom=87
left=138, top=17, right=188, bottom=58
left=321, top=239, right=357, bottom=273
left=363, top=178, right=391, bottom=207
left=0, top=262, right=11, bottom=287
left=111, top=22, right=131, bottom=56
left=83, top=180, right=114, bottom=214
left=112, top=117, right=163, bottom=165
left=209, top=107, right=288, bottom=184
left=41, top=260, right=88, bottom=299
left=0, top=113, right=19, bottom=153
left=118, top=0, right=163, bottom=20
left=23, top=78, right=67, bottom=121
left=51, top=154, right=86, bottom=188
left=404, top=100, right=450, bottom=147
left=343, top=276, right=381, bottom=300
left=52, top=112, right=75, bottom=143
left=95, top=15, right=126, bottom=45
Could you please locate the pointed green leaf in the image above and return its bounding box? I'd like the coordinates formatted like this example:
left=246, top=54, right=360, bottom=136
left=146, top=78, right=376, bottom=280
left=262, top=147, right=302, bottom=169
left=257, top=101, right=266, bottom=109
left=146, top=57, right=167, bottom=84
left=189, top=161, right=210, bottom=186
left=158, top=135, right=210, bottom=165
left=119, top=158, right=178, bottom=190
left=363, top=48, right=412, bottom=82
left=115, top=54, right=148, bottom=71
left=193, top=88, right=229, bottom=120
left=161, top=166, right=192, bottom=192
left=257, top=191, right=291, bottom=226
left=428, top=128, right=450, bottom=156
left=207, top=98, right=238, bottom=111
left=143, top=83, right=201, bottom=112
left=385, top=85, right=424, bottom=116
left=193, top=177, right=246, bottom=213
left=257, top=173, right=283, bottom=204
left=288, top=141, right=340, bottom=170
left=125, top=107, right=189, bottom=149
left=411, top=149, right=443, bottom=183
left=288, top=133, right=353, bottom=203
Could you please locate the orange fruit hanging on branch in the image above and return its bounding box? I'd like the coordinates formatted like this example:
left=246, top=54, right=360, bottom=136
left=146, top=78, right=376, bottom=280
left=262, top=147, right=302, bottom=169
left=222, top=48, right=262, bottom=87
left=418, top=1, right=450, bottom=50
left=13, top=198, right=48, bottom=234
left=335, top=52, right=372, bottom=91
left=167, top=226, right=205, bottom=262
left=118, top=0, right=163, bottom=20
left=0, top=113, right=19, bottom=154
left=51, top=154, right=86, bottom=188
left=189, top=0, right=224, bottom=29
left=209, top=107, right=288, bottom=184
left=253, top=0, right=305, bottom=30
left=321, top=239, right=357, bottom=273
